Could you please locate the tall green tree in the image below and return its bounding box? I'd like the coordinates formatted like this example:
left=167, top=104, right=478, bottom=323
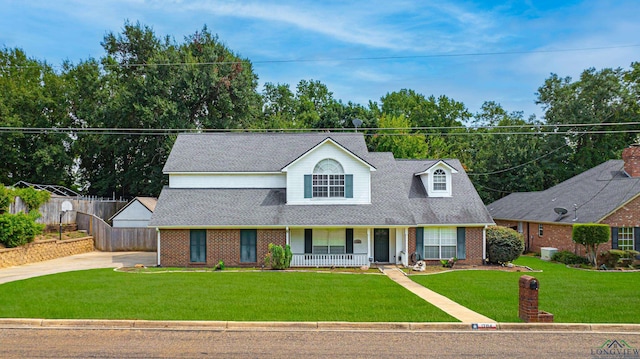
left=536, top=67, right=636, bottom=181
left=0, top=48, right=73, bottom=186
left=70, top=22, right=262, bottom=197
left=370, top=114, right=428, bottom=158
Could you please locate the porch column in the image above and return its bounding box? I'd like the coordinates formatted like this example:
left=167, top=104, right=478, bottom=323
left=156, top=228, right=161, bottom=266
left=286, top=226, right=290, bottom=246
left=482, top=225, right=488, bottom=263
left=404, top=228, right=409, bottom=267
left=367, top=228, right=372, bottom=261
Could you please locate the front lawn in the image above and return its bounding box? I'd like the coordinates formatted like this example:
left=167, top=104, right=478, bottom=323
left=410, top=256, right=640, bottom=323
left=0, top=269, right=455, bottom=322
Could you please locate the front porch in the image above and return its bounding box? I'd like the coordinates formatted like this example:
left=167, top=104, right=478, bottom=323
left=287, top=227, right=409, bottom=267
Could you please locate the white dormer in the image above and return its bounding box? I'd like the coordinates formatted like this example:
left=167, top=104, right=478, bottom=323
left=415, top=161, right=458, bottom=197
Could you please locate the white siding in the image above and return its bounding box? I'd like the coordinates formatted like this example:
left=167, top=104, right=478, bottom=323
left=420, top=163, right=454, bottom=197
left=284, top=141, right=372, bottom=205
left=169, top=173, right=286, bottom=188
left=112, top=201, right=152, bottom=228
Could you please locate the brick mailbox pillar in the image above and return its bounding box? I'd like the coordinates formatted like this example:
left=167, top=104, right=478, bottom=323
left=518, top=275, right=554, bottom=323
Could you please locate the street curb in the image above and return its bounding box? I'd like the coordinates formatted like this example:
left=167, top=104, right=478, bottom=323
left=1, top=319, right=639, bottom=332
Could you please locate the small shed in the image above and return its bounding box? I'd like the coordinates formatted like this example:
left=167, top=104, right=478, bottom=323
left=109, top=197, right=157, bottom=228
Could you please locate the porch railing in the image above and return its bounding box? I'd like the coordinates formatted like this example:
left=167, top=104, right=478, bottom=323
left=291, top=253, right=369, bottom=267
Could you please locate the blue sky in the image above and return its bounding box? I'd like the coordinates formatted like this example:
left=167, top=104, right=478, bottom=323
left=1, top=0, right=639, bottom=120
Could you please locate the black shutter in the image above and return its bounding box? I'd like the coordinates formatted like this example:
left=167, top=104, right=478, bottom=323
left=346, top=228, right=354, bottom=253
left=304, top=175, right=312, bottom=198
left=611, top=227, right=619, bottom=249
left=456, top=227, right=466, bottom=259
left=304, top=229, right=312, bottom=253
left=416, top=227, right=424, bottom=258
left=634, top=227, right=640, bottom=252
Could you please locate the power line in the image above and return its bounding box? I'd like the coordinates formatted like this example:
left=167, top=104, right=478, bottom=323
left=2, top=44, right=639, bottom=70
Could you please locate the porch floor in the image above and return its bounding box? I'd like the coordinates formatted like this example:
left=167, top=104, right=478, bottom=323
left=378, top=265, right=495, bottom=324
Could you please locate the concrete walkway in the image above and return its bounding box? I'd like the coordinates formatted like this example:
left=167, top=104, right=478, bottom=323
left=0, top=251, right=156, bottom=284
left=380, top=266, right=496, bottom=324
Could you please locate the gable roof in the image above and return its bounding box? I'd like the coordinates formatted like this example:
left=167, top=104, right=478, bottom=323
left=413, top=160, right=459, bottom=176
left=487, top=160, right=640, bottom=224
left=109, top=197, right=157, bottom=221
left=280, top=137, right=376, bottom=172
left=397, top=159, right=494, bottom=225
left=163, top=132, right=370, bottom=173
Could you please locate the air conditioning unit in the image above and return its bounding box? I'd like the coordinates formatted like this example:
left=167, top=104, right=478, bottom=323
left=540, top=247, right=558, bottom=261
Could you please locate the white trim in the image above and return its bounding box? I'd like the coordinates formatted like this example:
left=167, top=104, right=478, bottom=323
left=482, top=225, right=487, bottom=263
left=286, top=226, right=290, bottom=246
left=404, top=228, right=409, bottom=267
left=281, top=138, right=376, bottom=172
left=165, top=171, right=280, bottom=175
left=414, top=160, right=459, bottom=176
left=156, top=228, right=161, bottom=266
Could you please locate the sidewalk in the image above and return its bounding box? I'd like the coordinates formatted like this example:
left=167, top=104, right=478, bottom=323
left=0, top=251, right=156, bottom=284
left=379, top=266, right=496, bottom=324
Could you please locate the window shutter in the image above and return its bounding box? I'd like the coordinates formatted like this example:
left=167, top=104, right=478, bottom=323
left=346, top=228, right=354, bottom=253
left=611, top=227, right=619, bottom=249
left=304, top=175, right=312, bottom=198
left=456, top=227, right=466, bottom=259
left=304, top=229, right=312, bottom=253
left=345, top=174, right=353, bottom=198
left=416, top=227, right=424, bottom=259
left=634, top=227, right=640, bottom=253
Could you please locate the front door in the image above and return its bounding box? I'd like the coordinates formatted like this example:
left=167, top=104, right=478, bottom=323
left=240, top=229, right=257, bottom=263
left=374, top=229, right=389, bottom=262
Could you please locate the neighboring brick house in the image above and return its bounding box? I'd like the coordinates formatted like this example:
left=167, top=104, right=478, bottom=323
left=148, top=133, right=494, bottom=267
left=487, top=144, right=640, bottom=256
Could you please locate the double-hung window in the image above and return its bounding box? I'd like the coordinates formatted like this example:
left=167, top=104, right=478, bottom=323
left=433, top=169, right=447, bottom=191
left=312, top=159, right=345, bottom=198
left=424, top=227, right=457, bottom=259
left=312, top=228, right=346, bottom=254
left=618, top=227, right=634, bottom=251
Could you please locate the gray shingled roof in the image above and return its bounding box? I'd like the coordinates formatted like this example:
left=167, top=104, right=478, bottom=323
left=163, top=133, right=370, bottom=172
left=149, top=133, right=494, bottom=227
left=396, top=159, right=495, bottom=225
left=487, top=160, right=640, bottom=224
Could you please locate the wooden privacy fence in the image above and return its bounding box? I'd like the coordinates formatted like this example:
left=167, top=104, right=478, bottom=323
left=11, top=196, right=127, bottom=225
left=77, top=212, right=156, bottom=252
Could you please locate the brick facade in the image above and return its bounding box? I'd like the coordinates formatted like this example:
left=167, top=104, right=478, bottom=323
left=160, top=228, right=286, bottom=267
left=0, top=237, right=94, bottom=269
left=518, top=275, right=553, bottom=323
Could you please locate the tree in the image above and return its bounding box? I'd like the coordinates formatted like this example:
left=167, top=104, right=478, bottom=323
left=536, top=67, right=636, bottom=182
left=0, top=48, right=74, bottom=186
left=69, top=22, right=262, bottom=197
left=370, top=114, right=428, bottom=158
left=572, top=224, right=610, bottom=267
left=467, top=102, right=548, bottom=203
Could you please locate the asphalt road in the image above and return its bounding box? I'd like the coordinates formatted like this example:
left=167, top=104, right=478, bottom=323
left=2, top=328, right=639, bottom=358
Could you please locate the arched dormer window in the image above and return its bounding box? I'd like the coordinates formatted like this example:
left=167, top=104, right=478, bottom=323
left=433, top=169, right=447, bottom=191
left=313, top=159, right=345, bottom=197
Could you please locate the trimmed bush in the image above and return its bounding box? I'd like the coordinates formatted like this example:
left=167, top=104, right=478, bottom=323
left=486, top=226, right=524, bottom=264
left=572, top=224, right=610, bottom=266
left=0, top=212, right=45, bottom=248
left=551, top=250, right=590, bottom=265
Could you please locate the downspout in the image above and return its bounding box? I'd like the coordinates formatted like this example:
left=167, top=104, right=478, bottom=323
left=156, top=228, right=161, bottom=267
left=482, top=225, right=488, bottom=265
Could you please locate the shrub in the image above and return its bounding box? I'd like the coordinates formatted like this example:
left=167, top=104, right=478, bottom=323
left=0, top=185, right=12, bottom=213
left=14, top=187, right=50, bottom=214
left=264, top=243, right=291, bottom=270
left=572, top=224, right=610, bottom=267
left=551, top=250, right=590, bottom=265
left=486, top=226, right=524, bottom=264
left=598, top=249, right=640, bottom=269
left=0, top=212, right=45, bottom=248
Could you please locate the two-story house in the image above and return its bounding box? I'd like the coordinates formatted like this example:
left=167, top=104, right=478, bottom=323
left=148, top=133, right=494, bottom=267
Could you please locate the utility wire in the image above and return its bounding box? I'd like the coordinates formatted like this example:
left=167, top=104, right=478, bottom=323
left=2, top=44, right=639, bottom=70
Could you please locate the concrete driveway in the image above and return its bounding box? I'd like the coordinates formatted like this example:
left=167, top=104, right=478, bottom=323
left=0, top=251, right=156, bottom=285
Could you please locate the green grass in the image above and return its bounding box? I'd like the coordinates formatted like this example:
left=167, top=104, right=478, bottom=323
left=0, top=269, right=456, bottom=322
left=410, top=256, right=640, bottom=323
